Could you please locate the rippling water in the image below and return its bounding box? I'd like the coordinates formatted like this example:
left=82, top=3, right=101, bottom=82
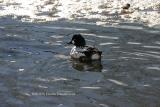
left=0, top=16, right=160, bottom=107
left=0, top=0, right=160, bottom=107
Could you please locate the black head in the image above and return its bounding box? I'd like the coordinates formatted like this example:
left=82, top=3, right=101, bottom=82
left=123, top=3, right=130, bottom=9
left=126, top=3, right=130, bottom=8
left=68, top=34, right=86, bottom=47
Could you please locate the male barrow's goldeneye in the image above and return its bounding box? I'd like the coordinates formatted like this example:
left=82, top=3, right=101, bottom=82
left=68, top=34, right=102, bottom=62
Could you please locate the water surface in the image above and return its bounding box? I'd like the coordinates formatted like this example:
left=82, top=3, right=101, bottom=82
left=0, top=17, right=160, bottom=107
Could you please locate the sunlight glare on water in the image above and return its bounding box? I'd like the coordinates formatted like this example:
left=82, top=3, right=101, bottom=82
left=0, top=0, right=160, bottom=26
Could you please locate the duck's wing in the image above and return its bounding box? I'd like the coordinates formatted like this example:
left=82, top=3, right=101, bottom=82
left=82, top=46, right=102, bottom=57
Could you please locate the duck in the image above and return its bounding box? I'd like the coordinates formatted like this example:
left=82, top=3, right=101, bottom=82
left=68, top=34, right=102, bottom=62
left=122, top=3, right=130, bottom=10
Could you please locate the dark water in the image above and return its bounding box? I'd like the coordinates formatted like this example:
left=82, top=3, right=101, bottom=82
left=0, top=17, right=160, bottom=107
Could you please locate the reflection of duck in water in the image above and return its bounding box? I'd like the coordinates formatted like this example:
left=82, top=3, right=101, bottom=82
left=68, top=34, right=102, bottom=62
left=71, top=60, right=103, bottom=72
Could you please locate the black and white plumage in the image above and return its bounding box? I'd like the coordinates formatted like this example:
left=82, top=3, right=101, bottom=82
left=68, top=34, right=102, bottom=62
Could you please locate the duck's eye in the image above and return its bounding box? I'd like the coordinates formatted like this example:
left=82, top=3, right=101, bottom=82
left=72, top=40, right=75, bottom=44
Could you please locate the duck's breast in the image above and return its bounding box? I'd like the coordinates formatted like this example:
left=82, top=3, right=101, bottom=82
left=70, top=46, right=85, bottom=59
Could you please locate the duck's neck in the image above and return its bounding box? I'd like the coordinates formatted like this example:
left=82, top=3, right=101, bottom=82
left=76, top=46, right=85, bottom=49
